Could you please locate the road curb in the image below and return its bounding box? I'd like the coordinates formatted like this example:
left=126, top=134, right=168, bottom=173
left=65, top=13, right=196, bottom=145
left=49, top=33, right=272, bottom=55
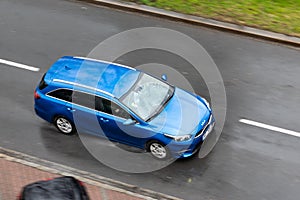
left=77, top=0, right=300, bottom=48
left=0, top=147, right=182, bottom=200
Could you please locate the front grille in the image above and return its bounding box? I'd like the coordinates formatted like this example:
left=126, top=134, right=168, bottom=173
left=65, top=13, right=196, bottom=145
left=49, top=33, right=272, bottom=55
left=195, top=114, right=212, bottom=138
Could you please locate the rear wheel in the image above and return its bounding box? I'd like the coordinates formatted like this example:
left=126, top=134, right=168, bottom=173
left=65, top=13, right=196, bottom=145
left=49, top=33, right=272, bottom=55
left=54, top=116, right=75, bottom=135
left=147, top=141, right=169, bottom=160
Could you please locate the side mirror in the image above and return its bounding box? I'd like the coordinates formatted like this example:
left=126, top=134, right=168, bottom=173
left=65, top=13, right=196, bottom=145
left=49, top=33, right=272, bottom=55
left=161, top=74, right=168, bottom=81
left=123, top=118, right=136, bottom=126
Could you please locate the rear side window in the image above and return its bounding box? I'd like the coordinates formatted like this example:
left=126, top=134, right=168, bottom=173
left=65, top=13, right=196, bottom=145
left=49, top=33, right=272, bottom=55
left=48, top=89, right=73, bottom=102
left=72, top=91, right=95, bottom=109
left=47, top=89, right=131, bottom=119
left=48, top=89, right=96, bottom=109
left=38, top=73, right=48, bottom=90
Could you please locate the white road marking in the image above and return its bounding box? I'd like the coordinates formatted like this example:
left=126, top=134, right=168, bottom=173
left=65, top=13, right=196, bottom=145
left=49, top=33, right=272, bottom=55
left=239, top=119, right=300, bottom=138
left=0, top=58, right=40, bottom=72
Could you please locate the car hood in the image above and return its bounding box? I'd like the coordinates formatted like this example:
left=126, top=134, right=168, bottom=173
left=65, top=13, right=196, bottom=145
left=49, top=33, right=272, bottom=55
left=149, top=88, right=210, bottom=136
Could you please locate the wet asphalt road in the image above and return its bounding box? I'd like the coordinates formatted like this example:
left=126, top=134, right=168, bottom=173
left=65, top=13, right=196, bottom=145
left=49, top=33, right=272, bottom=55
left=0, top=0, right=300, bottom=199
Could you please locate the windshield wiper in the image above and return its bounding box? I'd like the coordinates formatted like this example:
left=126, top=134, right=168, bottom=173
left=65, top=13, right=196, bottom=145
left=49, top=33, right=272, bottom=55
left=146, top=87, right=175, bottom=122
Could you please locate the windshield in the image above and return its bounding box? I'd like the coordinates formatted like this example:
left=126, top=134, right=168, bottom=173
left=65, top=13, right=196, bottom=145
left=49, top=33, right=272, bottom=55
left=120, top=73, right=174, bottom=121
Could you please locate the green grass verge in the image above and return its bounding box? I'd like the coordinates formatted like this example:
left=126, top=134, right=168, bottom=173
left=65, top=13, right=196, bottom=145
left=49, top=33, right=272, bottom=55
left=127, top=0, right=300, bottom=37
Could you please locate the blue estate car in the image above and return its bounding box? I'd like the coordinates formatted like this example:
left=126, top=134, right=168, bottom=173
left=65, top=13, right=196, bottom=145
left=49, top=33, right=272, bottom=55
left=34, top=56, right=215, bottom=160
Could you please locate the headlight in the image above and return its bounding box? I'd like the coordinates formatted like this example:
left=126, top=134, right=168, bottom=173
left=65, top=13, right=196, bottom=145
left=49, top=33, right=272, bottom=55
left=164, top=133, right=192, bottom=142
left=201, top=97, right=211, bottom=110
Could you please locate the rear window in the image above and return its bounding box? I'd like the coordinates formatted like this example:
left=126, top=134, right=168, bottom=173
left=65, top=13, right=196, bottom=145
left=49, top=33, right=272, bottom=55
left=38, top=73, right=48, bottom=90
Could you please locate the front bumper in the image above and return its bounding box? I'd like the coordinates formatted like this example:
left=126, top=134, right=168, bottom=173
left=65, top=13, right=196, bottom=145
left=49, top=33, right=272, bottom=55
left=169, top=116, right=216, bottom=158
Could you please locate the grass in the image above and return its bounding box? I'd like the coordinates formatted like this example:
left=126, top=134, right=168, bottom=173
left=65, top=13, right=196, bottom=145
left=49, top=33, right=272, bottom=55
left=127, top=0, right=300, bottom=37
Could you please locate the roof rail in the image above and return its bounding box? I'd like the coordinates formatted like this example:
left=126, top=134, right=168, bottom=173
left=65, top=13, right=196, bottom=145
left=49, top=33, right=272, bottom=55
left=73, top=56, right=136, bottom=71
left=52, top=79, right=115, bottom=97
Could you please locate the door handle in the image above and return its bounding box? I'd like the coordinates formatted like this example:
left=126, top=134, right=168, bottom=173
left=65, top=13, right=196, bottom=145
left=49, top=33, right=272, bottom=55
left=67, top=107, right=76, bottom=112
left=100, top=117, right=109, bottom=123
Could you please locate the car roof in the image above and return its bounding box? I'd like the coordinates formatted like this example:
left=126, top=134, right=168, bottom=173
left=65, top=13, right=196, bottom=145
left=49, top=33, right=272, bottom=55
left=45, top=56, right=140, bottom=98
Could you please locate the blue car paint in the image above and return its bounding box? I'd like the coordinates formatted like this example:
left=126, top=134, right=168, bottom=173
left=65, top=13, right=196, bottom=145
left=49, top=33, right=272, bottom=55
left=149, top=88, right=210, bottom=136
left=34, top=56, right=215, bottom=159
left=44, top=56, right=140, bottom=98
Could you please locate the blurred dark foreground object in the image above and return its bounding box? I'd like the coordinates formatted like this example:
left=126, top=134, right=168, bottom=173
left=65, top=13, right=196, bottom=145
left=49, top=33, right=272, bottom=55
left=19, top=176, right=90, bottom=200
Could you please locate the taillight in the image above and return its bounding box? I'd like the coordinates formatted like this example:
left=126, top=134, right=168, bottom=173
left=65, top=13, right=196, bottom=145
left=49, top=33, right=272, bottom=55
left=78, top=180, right=84, bottom=186
left=34, top=90, right=40, bottom=99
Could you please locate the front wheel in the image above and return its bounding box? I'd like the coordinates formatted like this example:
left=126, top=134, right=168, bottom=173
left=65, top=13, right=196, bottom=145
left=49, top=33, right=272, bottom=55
left=54, top=116, right=75, bottom=135
left=147, top=141, right=169, bottom=160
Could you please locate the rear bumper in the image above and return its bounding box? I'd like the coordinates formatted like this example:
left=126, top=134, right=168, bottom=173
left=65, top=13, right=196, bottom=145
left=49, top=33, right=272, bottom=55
left=34, top=105, right=52, bottom=123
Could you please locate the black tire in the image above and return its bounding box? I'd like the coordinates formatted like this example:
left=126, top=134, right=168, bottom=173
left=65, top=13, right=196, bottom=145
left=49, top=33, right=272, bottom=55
left=146, top=140, right=169, bottom=160
left=54, top=116, right=75, bottom=135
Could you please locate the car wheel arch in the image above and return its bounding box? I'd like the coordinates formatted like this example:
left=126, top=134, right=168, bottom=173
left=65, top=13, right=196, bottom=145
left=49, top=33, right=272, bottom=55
left=53, top=115, right=76, bottom=135
left=145, top=140, right=170, bottom=160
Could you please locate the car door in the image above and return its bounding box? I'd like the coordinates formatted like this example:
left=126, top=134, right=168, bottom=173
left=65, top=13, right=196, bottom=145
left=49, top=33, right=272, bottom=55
left=65, top=91, right=105, bottom=137
left=96, top=97, right=155, bottom=148
left=46, top=89, right=74, bottom=123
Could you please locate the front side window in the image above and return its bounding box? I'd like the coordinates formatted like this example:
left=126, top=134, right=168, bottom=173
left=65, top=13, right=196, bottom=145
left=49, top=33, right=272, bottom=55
left=96, top=97, right=131, bottom=119
left=120, top=73, right=174, bottom=121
